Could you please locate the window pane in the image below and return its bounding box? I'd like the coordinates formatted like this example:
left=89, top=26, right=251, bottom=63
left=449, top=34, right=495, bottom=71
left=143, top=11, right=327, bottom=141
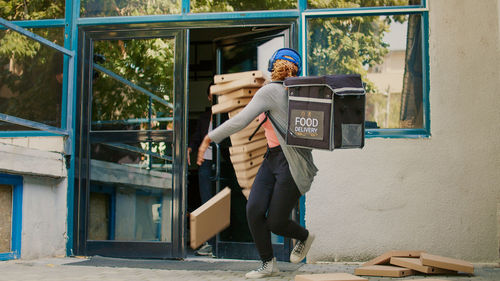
left=0, top=184, right=12, bottom=253
left=308, top=0, right=421, bottom=9
left=0, top=28, right=65, bottom=129
left=307, top=14, right=423, bottom=129
left=81, top=0, right=181, bottom=17
left=89, top=141, right=173, bottom=242
left=0, top=0, right=64, bottom=20
left=190, top=0, right=296, bottom=13
left=91, top=38, right=175, bottom=131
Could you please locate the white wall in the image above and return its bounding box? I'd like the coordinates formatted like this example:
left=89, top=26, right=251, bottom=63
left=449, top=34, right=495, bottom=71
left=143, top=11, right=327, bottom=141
left=0, top=137, right=68, bottom=259
left=21, top=176, right=67, bottom=259
left=307, top=0, right=500, bottom=262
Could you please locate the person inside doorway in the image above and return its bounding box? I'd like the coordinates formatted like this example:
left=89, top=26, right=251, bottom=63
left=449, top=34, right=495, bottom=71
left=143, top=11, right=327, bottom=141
left=196, top=48, right=317, bottom=278
left=188, top=82, right=215, bottom=257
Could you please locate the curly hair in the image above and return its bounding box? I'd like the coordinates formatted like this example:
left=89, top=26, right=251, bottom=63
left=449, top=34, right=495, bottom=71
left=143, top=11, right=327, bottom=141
left=271, top=59, right=298, bottom=81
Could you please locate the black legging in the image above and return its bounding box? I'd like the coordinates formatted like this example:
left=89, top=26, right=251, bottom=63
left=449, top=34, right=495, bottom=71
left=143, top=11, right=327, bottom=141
left=246, top=146, right=309, bottom=261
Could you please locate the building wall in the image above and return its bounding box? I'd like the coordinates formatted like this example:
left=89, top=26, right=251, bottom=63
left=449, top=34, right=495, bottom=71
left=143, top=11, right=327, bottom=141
left=307, top=0, right=500, bottom=262
left=0, top=137, right=67, bottom=259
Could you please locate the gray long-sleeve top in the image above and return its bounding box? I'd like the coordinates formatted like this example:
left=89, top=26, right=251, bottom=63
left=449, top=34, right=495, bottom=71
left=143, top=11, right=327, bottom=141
left=208, top=82, right=318, bottom=194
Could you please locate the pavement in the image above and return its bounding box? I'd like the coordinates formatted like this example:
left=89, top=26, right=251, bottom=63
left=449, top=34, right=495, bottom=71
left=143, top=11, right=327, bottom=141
left=0, top=256, right=499, bottom=281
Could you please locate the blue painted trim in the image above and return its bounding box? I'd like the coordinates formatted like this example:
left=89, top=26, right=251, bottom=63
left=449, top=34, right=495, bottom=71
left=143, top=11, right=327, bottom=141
left=299, top=195, right=305, bottom=228
left=182, top=0, right=190, bottom=14
left=0, top=173, right=23, bottom=260
left=0, top=131, right=62, bottom=137
left=0, top=114, right=69, bottom=136
left=365, top=128, right=430, bottom=138
left=77, top=10, right=300, bottom=26
left=422, top=12, right=431, bottom=136
left=298, top=0, right=307, bottom=12
left=304, top=5, right=425, bottom=14
left=65, top=0, right=80, bottom=257
left=93, top=64, right=174, bottom=109
left=0, top=19, right=65, bottom=29
left=0, top=18, right=74, bottom=56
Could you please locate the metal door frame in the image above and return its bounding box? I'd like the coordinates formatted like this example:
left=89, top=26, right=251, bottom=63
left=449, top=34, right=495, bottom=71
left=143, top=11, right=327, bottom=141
left=74, top=26, right=188, bottom=259
left=213, top=24, right=298, bottom=261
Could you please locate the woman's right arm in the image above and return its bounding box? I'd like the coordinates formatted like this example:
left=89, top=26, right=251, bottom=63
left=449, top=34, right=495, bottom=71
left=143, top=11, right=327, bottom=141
left=207, top=85, right=273, bottom=144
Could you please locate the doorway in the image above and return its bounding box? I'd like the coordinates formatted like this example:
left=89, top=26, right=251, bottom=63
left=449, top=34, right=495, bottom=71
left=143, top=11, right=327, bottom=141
left=74, top=27, right=187, bottom=259
left=187, top=25, right=297, bottom=261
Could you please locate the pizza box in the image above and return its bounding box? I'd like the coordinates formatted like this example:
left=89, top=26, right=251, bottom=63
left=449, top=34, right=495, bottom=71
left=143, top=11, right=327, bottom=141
left=190, top=187, right=231, bottom=249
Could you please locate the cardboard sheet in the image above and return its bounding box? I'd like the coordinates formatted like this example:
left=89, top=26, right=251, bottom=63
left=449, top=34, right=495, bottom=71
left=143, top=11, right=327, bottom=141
left=390, top=257, right=456, bottom=274
left=214, top=71, right=264, bottom=84
left=230, top=146, right=267, bottom=163
left=190, top=187, right=231, bottom=249
left=362, top=250, right=424, bottom=266
left=211, top=97, right=251, bottom=114
left=232, top=156, right=264, bottom=171
left=229, top=138, right=268, bottom=154
left=234, top=163, right=260, bottom=178
left=217, top=88, right=259, bottom=103
left=210, top=77, right=265, bottom=95
left=354, top=265, right=414, bottom=277
left=420, top=253, right=474, bottom=274
left=295, top=273, right=368, bottom=281
left=230, top=132, right=265, bottom=146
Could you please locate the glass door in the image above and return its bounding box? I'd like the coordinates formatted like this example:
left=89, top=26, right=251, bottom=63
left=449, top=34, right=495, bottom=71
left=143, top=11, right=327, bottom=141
left=213, top=26, right=298, bottom=261
left=75, top=28, right=187, bottom=259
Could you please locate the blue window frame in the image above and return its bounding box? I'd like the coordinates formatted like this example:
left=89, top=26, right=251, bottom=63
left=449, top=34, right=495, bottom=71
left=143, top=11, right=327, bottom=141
left=0, top=173, right=23, bottom=261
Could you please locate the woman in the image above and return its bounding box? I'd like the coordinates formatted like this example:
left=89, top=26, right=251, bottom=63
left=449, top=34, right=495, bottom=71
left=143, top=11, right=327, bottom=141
left=197, top=48, right=318, bottom=279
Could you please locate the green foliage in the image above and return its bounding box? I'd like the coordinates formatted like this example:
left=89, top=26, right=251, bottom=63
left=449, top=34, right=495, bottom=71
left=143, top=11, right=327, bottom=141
left=91, top=38, right=175, bottom=130
left=190, top=0, right=296, bottom=12
left=0, top=0, right=64, bottom=20
left=0, top=28, right=64, bottom=126
left=80, top=0, right=181, bottom=17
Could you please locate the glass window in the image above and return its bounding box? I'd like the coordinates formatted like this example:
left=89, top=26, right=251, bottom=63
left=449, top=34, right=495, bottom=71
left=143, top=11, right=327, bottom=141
left=91, top=38, right=175, bottom=131
left=0, top=0, right=64, bottom=20
left=308, top=0, right=421, bottom=9
left=80, top=0, right=182, bottom=17
left=0, top=28, right=65, bottom=129
left=89, top=141, right=173, bottom=242
left=307, top=14, right=423, bottom=129
left=190, top=0, right=296, bottom=13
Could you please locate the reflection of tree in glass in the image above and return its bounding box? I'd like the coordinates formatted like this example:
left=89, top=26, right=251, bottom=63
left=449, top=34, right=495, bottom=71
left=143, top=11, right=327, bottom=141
left=0, top=0, right=64, bottom=20
left=91, top=39, right=175, bottom=131
left=0, top=28, right=64, bottom=127
left=80, top=0, right=181, bottom=17
left=190, top=0, right=296, bottom=12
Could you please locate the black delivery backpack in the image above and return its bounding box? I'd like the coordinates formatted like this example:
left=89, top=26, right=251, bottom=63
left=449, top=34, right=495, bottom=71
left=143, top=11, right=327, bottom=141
left=283, top=74, right=366, bottom=150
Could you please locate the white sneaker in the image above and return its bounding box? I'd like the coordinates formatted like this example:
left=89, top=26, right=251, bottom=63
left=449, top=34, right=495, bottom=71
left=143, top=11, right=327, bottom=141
left=194, top=243, right=213, bottom=257
left=245, top=257, right=280, bottom=279
left=290, top=232, right=315, bottom=263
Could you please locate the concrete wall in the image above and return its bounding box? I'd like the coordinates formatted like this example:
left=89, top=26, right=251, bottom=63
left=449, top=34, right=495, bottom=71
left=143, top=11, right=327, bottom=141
left=307, top=0, right=500, bottom=262
left=0, top=137, right=67, bottom=259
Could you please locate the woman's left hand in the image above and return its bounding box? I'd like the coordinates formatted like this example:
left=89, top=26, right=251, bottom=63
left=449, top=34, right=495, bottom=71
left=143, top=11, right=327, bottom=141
left=197, top=135, right=212, bottom=166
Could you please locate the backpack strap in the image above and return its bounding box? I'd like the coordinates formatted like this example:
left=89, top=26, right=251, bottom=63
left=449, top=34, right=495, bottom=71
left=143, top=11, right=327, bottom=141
left=248, top=81, right=287, bottom=141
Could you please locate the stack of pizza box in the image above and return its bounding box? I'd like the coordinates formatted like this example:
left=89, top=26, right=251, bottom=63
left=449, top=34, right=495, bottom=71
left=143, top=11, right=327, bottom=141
left=354, top=250, right=474, bottom=279
left=210, top=70, right=268, bottom=199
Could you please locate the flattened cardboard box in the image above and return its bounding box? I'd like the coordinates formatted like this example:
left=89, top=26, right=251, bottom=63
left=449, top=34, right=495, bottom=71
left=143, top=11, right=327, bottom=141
left=363, top=250, right=424, bottom=266
left=210, top=77, right=265, bottom=95
left=212, top=97, right=251, bottom=114
left=217, top=88, right=259, bottom=104
left=230, top=146, right=267, bottom=163
left=190, top=187, right=231, bottom=249
left=354, top=265, right=414, bottom=277
left=420, top=253, right=474, bottom=274
left=295, top=273, right=368, bottom=281
left=230, top=138, right=268, bottom=154
left=390, top=257, right=456, bottom=274
left=214, top=70, right=264, bottom=84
